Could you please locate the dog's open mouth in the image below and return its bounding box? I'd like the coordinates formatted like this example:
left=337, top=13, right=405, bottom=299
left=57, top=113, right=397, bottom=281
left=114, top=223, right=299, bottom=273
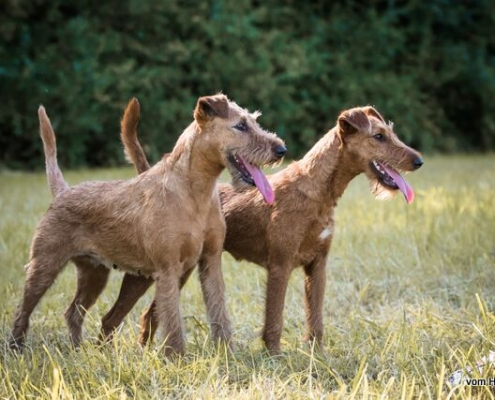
left=228, top=154, right=274, bottom=204
left=370, top=160, right=414, bottom=204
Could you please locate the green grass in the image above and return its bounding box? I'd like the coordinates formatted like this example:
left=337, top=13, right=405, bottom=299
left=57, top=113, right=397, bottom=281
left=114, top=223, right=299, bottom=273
left=1, top=155, right=495, bottom=399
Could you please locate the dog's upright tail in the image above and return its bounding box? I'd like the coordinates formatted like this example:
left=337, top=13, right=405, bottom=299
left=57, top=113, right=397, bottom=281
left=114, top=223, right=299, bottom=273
left=38, top=106, right=69, bottom=197
left=121, top=98, right=150, bottom=174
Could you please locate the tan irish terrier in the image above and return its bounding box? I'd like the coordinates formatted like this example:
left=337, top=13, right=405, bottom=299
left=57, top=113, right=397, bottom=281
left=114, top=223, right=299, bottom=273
left=10, top=94, right=286, bottom=356
left=100, top=105, right=423, bottom=354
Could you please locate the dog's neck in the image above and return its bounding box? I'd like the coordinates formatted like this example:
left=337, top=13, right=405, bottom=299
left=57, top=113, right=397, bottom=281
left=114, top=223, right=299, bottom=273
left=297, top=127, right=361, bottom=206
left=164, top=122, right=223, bottom=203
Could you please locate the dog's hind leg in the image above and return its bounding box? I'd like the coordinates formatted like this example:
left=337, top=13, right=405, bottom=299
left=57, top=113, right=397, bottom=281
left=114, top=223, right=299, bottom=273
left=138, top=301, right=157, bottom=346
left=100, top=273, right=153, bottom=342
left=65, top=257, right=110, bottom=347
left=10, top=250, right=70, bottom=350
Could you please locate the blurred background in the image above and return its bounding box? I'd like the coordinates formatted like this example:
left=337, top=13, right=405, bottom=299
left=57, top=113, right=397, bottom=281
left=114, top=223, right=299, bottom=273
left=1, top=0, right=494, bottom=170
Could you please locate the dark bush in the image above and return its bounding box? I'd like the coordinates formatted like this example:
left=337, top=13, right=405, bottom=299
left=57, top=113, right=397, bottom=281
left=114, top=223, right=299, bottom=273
left=1, top=0, right=494, bottom=169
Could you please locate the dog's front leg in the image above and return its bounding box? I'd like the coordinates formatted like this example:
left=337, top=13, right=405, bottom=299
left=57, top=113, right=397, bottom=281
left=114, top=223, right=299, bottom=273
left=262, top=262, right=292, bottom=354
left=303, top=252, right=328, bottom=348
left=138, top=267, right=195, bottom=346
left=154, top=266, right=184, bottom=357
left=198, top=251, right=233, bottom=348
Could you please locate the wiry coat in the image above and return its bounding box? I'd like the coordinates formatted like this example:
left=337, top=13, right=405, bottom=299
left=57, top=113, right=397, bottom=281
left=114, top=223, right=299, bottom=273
left=102, top=105, right=424, bottom=353
left=220, top=107, right=423, bottom=351
left=10, top=94, right=286, bottom=356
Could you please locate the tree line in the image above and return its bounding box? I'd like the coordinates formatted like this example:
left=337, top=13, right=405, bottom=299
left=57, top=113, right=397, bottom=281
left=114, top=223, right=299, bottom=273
left=1, top=0, right=494, bottom=169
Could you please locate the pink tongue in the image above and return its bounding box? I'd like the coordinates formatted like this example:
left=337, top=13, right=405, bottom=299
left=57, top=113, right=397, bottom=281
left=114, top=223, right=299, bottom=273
left=241, top=157, right=275, bottom=205
left=382, top=164, right=415, bottom=204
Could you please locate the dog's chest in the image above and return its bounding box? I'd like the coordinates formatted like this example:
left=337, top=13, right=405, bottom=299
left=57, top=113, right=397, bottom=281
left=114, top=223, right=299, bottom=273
left=176, top=231, right=205, bottom=268
left=308, top=211, right=335, bottom=242
left=318, top=225, right=333, bottom=240
left=296, top=218, right=334, bottom=264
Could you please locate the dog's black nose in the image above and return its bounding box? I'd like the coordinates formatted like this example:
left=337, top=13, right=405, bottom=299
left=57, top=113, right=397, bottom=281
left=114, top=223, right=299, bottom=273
left=413, top=157, right=424, bottom=169
left=274, top=145, right=287, bottom=158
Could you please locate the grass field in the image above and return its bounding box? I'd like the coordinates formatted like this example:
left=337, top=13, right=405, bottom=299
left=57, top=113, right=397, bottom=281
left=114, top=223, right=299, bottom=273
left=1, top=155, right=495, bottom=399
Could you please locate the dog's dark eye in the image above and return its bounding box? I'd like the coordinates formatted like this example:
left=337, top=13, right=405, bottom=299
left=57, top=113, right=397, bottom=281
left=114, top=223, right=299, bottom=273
left=374, top=133, right=385, bottom=141
left=234, top=122, right=248, bottom=132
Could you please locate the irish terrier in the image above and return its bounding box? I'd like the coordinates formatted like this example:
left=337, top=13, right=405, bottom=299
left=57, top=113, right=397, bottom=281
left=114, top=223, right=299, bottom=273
left=100, top=105, right=423, bottom=353
left=10, top=94, right=286, bottom=356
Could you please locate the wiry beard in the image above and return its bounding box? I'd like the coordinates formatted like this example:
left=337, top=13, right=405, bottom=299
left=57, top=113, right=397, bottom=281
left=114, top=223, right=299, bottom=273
left=370, top=179, right=398, bottom=201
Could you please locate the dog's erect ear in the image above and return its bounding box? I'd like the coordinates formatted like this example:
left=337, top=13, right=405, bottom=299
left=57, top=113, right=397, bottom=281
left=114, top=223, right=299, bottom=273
left=194, top=94, right=229, bottom=123
left=362, top=106, right=385, bottom=123
left=338, top=108, right=372, bottom=135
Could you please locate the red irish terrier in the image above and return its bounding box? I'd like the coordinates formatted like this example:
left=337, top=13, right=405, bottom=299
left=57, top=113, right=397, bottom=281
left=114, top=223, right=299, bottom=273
left=10, top=95, right=286, bottom=356
left=101, top=105, right=423, bottom=353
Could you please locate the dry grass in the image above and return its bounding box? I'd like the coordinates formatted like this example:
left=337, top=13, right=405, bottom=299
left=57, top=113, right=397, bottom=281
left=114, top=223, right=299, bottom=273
left=1, top=155, right=495, bottom=399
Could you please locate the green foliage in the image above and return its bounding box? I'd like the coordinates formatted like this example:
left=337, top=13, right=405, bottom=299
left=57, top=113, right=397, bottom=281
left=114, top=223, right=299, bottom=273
left=1, top=0, right=494, bottom=169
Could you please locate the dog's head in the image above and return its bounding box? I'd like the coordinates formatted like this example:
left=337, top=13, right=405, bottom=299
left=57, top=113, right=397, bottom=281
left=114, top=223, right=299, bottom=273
left=336, top=106, right=423, bottom=203
left=193, top=94, right=286, bottom=204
